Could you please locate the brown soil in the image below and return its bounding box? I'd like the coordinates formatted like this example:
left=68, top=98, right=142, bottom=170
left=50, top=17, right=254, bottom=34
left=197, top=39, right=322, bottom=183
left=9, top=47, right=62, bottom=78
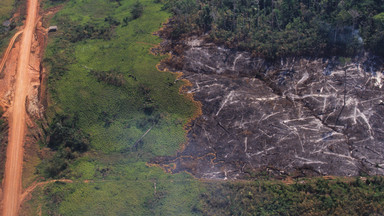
left=1, top=0, right=44, bottom=215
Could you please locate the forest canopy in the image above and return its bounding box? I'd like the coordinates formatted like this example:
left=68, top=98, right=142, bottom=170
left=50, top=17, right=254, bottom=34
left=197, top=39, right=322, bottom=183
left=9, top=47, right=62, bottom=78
left=162, top=0, right=384, bottom=59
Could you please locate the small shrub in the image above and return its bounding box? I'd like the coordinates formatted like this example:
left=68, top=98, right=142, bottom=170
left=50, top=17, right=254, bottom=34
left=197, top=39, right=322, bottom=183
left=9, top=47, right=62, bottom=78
left=132, top=1, right=144, bottom=19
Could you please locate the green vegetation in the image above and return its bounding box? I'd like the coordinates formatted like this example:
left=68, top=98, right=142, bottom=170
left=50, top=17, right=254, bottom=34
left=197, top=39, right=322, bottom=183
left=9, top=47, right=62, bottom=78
left=22, top=0, right=384, bottom=215
left=0, top=107, right=8, bottom=181
left=43, top=0, right=195, bottom=155
left=34, top=159, right=204, bottom=215
left=39, top=113, right=90, bottom=178
left=162, top=0, right=384, bottom=59
left=0, top=0, right=24, bottom=54
left=0, top=0, right=14, bottom=50
left=25, top=0, right=202, bottom=214
left=200, top=177, right=384, bottom=216
left=132, top=1, right=144, bottom=19
left=0, top=0, right=15, bottom=22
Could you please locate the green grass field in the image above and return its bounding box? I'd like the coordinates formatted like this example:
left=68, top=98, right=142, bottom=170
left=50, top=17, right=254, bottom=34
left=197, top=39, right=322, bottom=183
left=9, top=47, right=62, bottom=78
left=23, top=0, right=203, bottom=215
left=44, top=0, right=195, bottom=155
left=27, top=157, right=204, bottom=215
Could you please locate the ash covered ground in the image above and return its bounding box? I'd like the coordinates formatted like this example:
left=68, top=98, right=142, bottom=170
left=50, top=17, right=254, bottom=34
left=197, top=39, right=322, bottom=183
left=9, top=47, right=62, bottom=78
left=152, top=38, right=384, bottom=179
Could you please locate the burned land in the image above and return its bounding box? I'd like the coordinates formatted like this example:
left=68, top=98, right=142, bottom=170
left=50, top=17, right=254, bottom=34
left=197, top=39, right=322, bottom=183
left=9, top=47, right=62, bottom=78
left=153, top=37, right=384, bottom=179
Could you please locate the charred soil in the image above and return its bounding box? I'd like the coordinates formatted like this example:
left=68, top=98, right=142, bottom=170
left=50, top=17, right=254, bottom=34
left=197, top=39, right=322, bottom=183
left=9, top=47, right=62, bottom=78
left=152, top=25, right=384, bottom=180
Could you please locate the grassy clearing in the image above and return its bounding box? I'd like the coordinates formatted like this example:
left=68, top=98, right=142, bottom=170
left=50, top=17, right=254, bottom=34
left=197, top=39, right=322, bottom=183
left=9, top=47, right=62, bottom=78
left=31, top=153, right=204, bottom=215
left=39, top=162, right=203, bottom=215
left=44, top=0, right=195, bottom=155
left=23, top=0, right=202, bottom=215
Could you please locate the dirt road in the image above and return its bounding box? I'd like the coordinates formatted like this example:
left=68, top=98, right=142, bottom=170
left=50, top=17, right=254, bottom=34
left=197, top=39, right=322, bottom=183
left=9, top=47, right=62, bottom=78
left=0, top=30, right=23, bottom=74
left=2, top=0, right=39, bottom=215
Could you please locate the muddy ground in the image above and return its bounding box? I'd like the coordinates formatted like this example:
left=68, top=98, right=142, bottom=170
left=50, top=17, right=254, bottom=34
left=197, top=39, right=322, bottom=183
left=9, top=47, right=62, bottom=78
left=153, top=38, right=384, bottom=179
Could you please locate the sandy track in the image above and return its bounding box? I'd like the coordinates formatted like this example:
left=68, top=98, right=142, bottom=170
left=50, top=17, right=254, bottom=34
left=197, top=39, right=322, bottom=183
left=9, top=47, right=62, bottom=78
left=2, top=0, right=39, bottom=215
left=0, top=31, right=23, bottom=74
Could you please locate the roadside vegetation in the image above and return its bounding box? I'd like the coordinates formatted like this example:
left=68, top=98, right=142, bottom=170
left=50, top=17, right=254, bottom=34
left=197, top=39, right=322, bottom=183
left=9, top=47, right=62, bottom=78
left=21, top=0, right=384, bottom=215
left=0, top=0, right=15, bottom=22
left=0, top=107, right=8, bottom=182
left=0, top=0, right=25, bottom=53
left=162, top=0, right=384, bottom=59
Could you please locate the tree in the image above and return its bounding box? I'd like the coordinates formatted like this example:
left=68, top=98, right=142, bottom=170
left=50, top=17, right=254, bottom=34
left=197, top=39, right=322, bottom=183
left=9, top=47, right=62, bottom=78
left=199, top=6, right=213, bottom=31
left=132, top=1, right=144, bottom=19
left=163, top=0, right=384, bottom=58
left=47, top=114, right=89, bottom=153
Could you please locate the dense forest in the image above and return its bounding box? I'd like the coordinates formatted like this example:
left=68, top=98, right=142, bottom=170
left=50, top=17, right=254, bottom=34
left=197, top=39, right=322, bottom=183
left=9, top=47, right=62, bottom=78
left=162, top=0, right=384, bottom=59
left=200, top=177, right=384, bottom=216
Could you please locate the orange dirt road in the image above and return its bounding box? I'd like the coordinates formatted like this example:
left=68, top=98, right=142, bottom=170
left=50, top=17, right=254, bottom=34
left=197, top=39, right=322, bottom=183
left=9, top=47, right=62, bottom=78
left=2, top=0, right=39, bottom=215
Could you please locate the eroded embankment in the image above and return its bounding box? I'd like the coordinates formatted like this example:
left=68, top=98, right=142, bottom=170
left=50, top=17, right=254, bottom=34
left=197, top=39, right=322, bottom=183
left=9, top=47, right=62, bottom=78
left=152, top=36, right=384, bottom=180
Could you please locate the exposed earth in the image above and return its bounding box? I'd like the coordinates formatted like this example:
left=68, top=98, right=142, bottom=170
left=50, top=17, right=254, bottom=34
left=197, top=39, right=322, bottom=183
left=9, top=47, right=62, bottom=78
left=0, top=0, right=45, bottom=214
left=154, top=38, right=384, bottom=179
